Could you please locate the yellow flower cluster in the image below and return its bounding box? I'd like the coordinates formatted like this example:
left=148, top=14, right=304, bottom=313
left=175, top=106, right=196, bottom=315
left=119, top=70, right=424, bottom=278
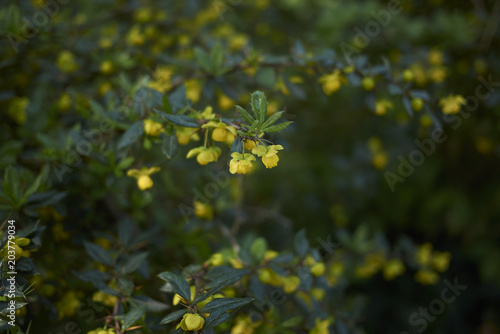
left=147, top=66, right=173, bottom=93
left=1, top=237, right=31, bottom=261
left=414, top=243, right=451, bottom=285
left=92, top=291, right=117, bottom=307
left=439, top=94, right=466, bottom=114
left=355, top=252, right=405, bottom=281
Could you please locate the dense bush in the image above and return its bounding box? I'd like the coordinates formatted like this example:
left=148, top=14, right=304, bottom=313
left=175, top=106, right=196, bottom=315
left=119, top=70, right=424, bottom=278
left=1, top=0, right=499, bottom=333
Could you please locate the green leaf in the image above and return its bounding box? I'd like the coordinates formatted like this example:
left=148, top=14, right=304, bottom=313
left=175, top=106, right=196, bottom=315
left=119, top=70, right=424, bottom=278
left=118, top=277, right=134, bottom=296
left=250, top=237, right=267, bottom=262
left=118, top=121, right=144, bottom=150
left=235, top=105, right=255, bottom=125
left=246, top=119, right=260, bottom=135
left=22, top=174, right=42, bottom=200
left=155, top=109, right=199, bottom=128
left=84, top=242, right=113, bottom=266
left=250, top=91, right=267, bottom=124
left=194, top=47, right=211, bottom=72
left=262, top=111, right=284, bottom=129
left=120, top=252, right=148, bottom=274
left=281, top=316, right=303, bottom=328
left=162, top=134, right=178, bottom=159
left=262, top=121, right=293, bottom=133
left=122, top=305, right=146, bottom=329
left=160, top=309, right=187, bottom=325
left=203, top=309, right=231, bottom=329
left=402, top=96, right=414, bottom=116
left=157, top=271, right=192, bottom=302
left=193, top=270, right=249, bottom=304
left=162, top=95, right=173, bottom=114
left=201, top=297, right=254, bottom=314
left=294, top=229, right=309, bottom=258
left=209, top=43, right=225, bottom=76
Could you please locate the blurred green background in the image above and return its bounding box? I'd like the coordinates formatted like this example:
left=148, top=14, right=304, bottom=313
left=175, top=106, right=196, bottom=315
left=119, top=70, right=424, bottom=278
left=1, top=0, right=499, bottom=333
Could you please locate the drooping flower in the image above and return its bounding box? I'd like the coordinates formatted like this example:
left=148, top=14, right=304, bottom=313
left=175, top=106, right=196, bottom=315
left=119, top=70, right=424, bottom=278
left=252, top=145, right=284, bottom=169
left=202, top=121, right=237, bottom=142
left=375, top=99, right=393, bottom=116
left=318, top=69, right=344, bottom=95
left=229, top=152, right=256, bottom=174
left=439, top=95, right=466, bottom=114
left=178, top=313, right=205, bottom=332
left=187, top=146, right=221, bottom=165
left=127, top=166, right=161, bottom=191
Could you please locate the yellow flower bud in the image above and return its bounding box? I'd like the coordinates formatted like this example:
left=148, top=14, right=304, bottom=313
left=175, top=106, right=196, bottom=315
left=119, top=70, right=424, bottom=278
left=182, top=313, right=205, bottom=331
left=411, top=98, right=424, bottom=111
left=310, top=262, right=325, bottom=276
left=282, top=275, right=300, bottom=293
left=362, top=77, right=375, bottom=91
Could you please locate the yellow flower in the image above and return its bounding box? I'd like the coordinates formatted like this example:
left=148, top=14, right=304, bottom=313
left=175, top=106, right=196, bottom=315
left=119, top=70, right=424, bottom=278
left=127, top=26, right=145, bottom=46
left=231, top=316, right=256, bottom=334
left=310, top=262, right=326, bottom=277
left=57, top=291, right=82, bottom=319
left=143, top=119, right=164, bottom=136
left=127, top=166, right=161, bottom=191
left=179, top=313, right=205, bottom=331
left=318, top=69, right=344, bottom=95
left=311, top=288, right=326, bottom=301
left=202, top=121, right=237, bottom=142
left=218, top=94, right=234, bottom=110
left=229, top=152, right=256, bottom=174
left=411, top=97, right=424, bottom=111
left=282, top=275, right=301, bottom=293
left=197, top=106, right=216, bottom=120
left=309, top=318, right=332, bottom=334
left=428, top=66, right=447, bottom=83
left=194, top=201, right=213, bottom=220
left=176, top=126, right=199, bottom=145
left=402, top=69, right=414, bottom=82
left=252, top=145, right=284, bottom=169
left=431, top=251, right=451, bottom=272
left=173, top=286, right=196, bottom=306
left=229, top=34, right=248, bottom=51
left=8, top=97, right=29, bottom=124
left=185, top=79, right=202, bottom=102
left=57, top=50, right=78, bottom=73
left=263, top=250, right=278, bottom=261
left=375, top=100, right=392, bottom=116
left=275, top=77, right=290, bottom=95
left=383, top=259, right=405, bottom=280
left=100, top=61, right=113, bottom=75
left=428, top=50, right=443, bottom=65
left=372, top=152, right=388, bottom=170
left=362, top=77, right=375, bottom=91
left=410, top=63, right=427, bottom=86
left=92, top=291, right=117, bottom=307
left=244, top=139, right=257, bottom=151
left=187, top=146, right=222, bottom=165
left=207, top=253, right=225, bottom=266
left=415, top=269, right=439, bottom=285
left=1, top=237, right=31, bottom=261
left=416, top=243, right=432, bottom=266
left=439, top=95, right=466, bottom=114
